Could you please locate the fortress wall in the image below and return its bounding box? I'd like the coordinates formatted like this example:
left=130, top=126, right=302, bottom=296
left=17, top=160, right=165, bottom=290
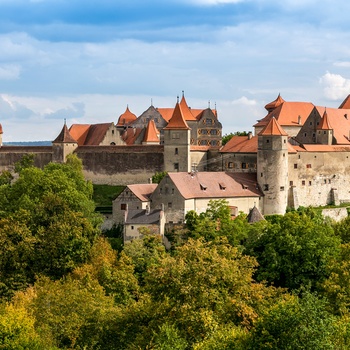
left=75, top=145, right=164, bottom=185
left=0, top=146, right=53, bottom=171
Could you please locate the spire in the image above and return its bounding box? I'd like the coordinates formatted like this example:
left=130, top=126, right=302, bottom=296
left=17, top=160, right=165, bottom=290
left=53, top=123, right=77, bottom=143
left=264, top=93, right=285, bottom=112
left=164, top=102, right=191, bottom=130
left=179, top=93, right=196, bottom=121
left=259, top=117, right=288, bottom=136
left=143, top=120, right=160, bottom=144
left=318, top=108, right=332, bottom=130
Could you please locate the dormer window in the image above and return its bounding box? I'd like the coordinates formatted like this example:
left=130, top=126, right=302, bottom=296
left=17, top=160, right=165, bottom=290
left=219, top=183, right=226, bottom=190
left=200, top=183, right=207, bottom=190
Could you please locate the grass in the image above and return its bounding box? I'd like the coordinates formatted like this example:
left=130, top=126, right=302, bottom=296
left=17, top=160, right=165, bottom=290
left=93, top=184, right=125, bottom=207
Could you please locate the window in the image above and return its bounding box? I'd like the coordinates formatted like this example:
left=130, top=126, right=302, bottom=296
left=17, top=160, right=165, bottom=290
left=200, top=183, right=207, bottom=190
left=112, top=129, right=115, bottom=135
left=210, top=129, right=217, bottom=135
left=154, top=118, right=158, bottom=123
left=110, top=142, right=116, bottom=145
left=306, top=164, right=312, bottom=168
left=172, top=132, right=180, bottom=139
left=290, top=181, right=293, bottom=186
left=228, top=162, right=234, bottom=168
left=172, top=188, right=174, bottom=194
left=302, top=180, right=305, bottom=185
left=261, top=173, right=263, bottom=177
left=309, top=181, right=312, bottom=186
left=264, top=184, right=269, bottom=191
left=210, top=140, right=217, bottom=146
left=206, top=118, right=212, bottom=125
left=121, top=203, right=127, bottom=210
left=242, top=162, right=247, bottom=169
left=131, top=226, right=134, bottom=230
left=175, top=147, right=178, bottom=155
left=266, top=139, right=270, bottom=143
left=219, top=183, right=226, bottom=190
left=168, top=202, right=172, bottom=209
left=174, top=163, right=179, bottom=171
left=294, top=164, right=298, bottom=169
left=280, top=186, right=285, bottom=191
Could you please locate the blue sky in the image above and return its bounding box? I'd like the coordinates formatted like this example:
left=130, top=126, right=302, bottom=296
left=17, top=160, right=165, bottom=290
left=1, top=0, right=350, bottom=141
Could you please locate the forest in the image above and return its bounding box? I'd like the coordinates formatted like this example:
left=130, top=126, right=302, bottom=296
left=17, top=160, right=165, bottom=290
left=1, top=155, right=350, bottom=349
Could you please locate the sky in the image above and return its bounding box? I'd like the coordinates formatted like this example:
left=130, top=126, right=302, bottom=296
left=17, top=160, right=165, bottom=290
left=1, top=0, right=350, bottom=141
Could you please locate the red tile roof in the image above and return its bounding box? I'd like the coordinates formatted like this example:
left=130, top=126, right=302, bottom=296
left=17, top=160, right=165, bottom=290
left=164, top=102, right=190, bottom=130
left=265, top=94, right=285, bottom=111
left=143, top=120, right=160, bottom=143
left=117, top=106, right=137, bottom=126
left=339, top=95, right=350, bottom=109
left=69, top=124, right=91, bottom=145
left=167, top=172, right=262, bottom=199
left=317, top=109, right=332, bottom=130
left=0, top=124, right=3, bottom=134
left=53, top=124, right=77, bottom=143
left=127, top=183, right=158, bottom=201
left=255, top=101, right=315, bottom=128
left=221, top=135, right=258, bottom=153
left=259, top=117, right=288, bottom=136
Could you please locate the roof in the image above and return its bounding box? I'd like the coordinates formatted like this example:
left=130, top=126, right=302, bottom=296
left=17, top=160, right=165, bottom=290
left=265, top=94, right=285, bottom=111
left=165, top=172, right=262, bottom=200
left=259, top=117, right=288, bottom=136
left=315, top=107, right=350, bottom=144
left=247, top=205, right=265, bottom=223
left=125, top=209, right=163, bottom=225
left=0, top=123, right=3, bottom=134
left=221, top=135, right=258, bottom=153
left=121, top=127, right=144, bottom=145
left=69, top=123, right=114, bottom=146
left=317, top=109, right=332, bottom=130
left=117, top=106, right=137, bottom=126
left=53, top=124, right=77, bottom=143
left=127, top=183, right=158, bottom=201
left=255, top=101, right=315, bottom=128
left=164, top=102, right=190, bottom=130
left=339, top=95, right=350, bottom=109
left=143, top=120, right=160, bottom=143
left=69, top=124, right=91, bottom=145
left=297, top=144, right=350, bottom=152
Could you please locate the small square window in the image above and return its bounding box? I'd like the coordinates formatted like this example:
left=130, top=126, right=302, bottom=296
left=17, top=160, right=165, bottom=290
left=290, top=181, right=293, bottom=186
left=280, top=186, right=284, bottom=191
left=168, top=202, right=172, bottom=209
left=309, top=181, right=312, bottom=186
left=294, top=164, right=298, bottom=169
left=306, top=164, right=312, bottom=168
left=264, top=184, right=269, bottom=191
left=302, top=180, right=305, bottom=185
left=121, top=203, right=127, bottom=210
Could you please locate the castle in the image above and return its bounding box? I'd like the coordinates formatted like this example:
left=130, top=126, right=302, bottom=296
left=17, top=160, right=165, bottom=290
left=1, top=93, right=350, bottom=217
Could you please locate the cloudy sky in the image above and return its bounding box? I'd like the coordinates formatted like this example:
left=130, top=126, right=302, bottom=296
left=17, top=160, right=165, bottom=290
left=1, top=0, right=350, bottom=141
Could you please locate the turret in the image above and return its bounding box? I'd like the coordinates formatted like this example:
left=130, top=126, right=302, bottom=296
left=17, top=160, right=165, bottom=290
left=52, top=122, right=78, bottom=162
left=163, top=100, right=191, bottom=172
left=257, top=117, right=288, bottom=215
left=316, top=109, right=333, bottom=145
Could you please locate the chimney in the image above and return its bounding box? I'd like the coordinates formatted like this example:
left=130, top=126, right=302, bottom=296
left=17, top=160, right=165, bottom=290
left=298, top=115, right=301, bottom=125
left=248, top=131, right=253, bottom=140
left=149, top=177, right=153, bottom=184
left=146, top=204, right=150, bottom=215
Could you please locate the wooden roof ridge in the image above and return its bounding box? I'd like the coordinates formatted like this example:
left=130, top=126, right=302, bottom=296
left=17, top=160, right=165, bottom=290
left=53, top=123, right=77, bottom=143
left=164, top=102, right=191, bottom=130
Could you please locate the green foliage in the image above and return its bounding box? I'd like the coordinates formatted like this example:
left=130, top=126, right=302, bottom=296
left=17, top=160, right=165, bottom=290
left=185, top=199, right=250, bottom=246
left=245, top=210, right=341, bottom=291
left=14, top=153, right=35, bottom=174
left=0, top=155, right=102, bottom=298
left=0, top=170, right=13, bottom=186
left=248, top=291, right=341, bottom=349
left=93, top=184, right=124, bottom=206
left=152, top=171, right=168, bottom=184
left=222, top=131, right=249, bottom=145
left=152, top=323, right=188, bottom=350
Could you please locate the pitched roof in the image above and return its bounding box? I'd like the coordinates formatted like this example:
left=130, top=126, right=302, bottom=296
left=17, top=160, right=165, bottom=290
left=117, top=106, right=137, bottom=126
left=69, top=124, right=91, bottom=145
left=53, top=124, right=77, bottom=143
left=221, top=135, right=258, bottom=153
left=164, top=102, right=190, bottom=130
left=69, top=123, right=113, bottom=146
left=339, top=94, right=350, bottom=109
left=143, top=120, right=160, bottom=143
left=255, top=101, right=315, bottom=128
left=127, top=184, right=158, bottom=201
left=247, top=205, right=265, bottom=223
left=121, top=127, right=144, bottom=145
left=264, top=94, right=285, bottom=111
left=165, top=172, right=262, bottom=200
left=317, top=109, right=332, bottom=130
left=125, top=209, right=162, bottom=225
left=259, top=117, right=288, bottom=136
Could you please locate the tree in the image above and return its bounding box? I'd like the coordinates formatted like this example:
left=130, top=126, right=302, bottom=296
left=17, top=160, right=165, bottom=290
left=0, top=155, right=102, bottom=298
left=14, top=153, right=34, bottom=174
left=222, top=131, right=249, bottom=146
left=152, top=171, right=168, bottom=184
left=247, top=291, right=342, bottom=349
left=245, top=210, right=341, bottom=291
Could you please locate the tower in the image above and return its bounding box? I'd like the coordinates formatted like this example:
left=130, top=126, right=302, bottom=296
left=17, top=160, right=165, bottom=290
left=52, top=122, right=78, bottom=162
left=0, top=123, right=3, bottom=147
left=257, top=117, right=289, bottom=215
left=316, top=109, right=333, bottom=145
left=163, top=101, right=191, bottom=172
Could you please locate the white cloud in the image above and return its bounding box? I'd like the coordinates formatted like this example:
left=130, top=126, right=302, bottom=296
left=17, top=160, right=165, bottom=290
left=319, top=72, right=350, bottom=100
left=231, top=96, right=257, bottom=106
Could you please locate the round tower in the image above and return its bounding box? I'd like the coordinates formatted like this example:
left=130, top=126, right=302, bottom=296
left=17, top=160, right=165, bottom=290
left=257, top=117, right=289, bottom=215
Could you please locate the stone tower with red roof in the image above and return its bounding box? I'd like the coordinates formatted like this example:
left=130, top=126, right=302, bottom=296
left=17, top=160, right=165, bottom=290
left=257, top=117, right=289, bottom=215
left=52, top=122, right=78, bottom=162
left=163, top=101, right=191, bottom=173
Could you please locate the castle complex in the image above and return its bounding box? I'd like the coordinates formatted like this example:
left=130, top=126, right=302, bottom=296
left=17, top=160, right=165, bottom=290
left=2, top=93, right=350, bottom=216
